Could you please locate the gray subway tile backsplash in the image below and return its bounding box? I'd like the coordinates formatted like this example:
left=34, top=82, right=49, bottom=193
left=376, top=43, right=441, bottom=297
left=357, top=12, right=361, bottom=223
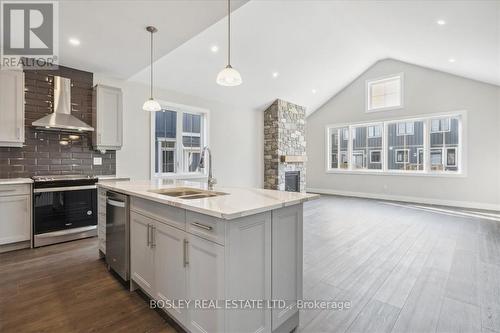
left=0, top=65, right=116, bottom=178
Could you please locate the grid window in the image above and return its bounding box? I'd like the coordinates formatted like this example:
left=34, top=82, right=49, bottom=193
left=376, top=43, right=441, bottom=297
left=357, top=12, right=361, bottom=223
left=153, top=108, right=206, bottom=177
left=351, top=124, right=383, bottom=170
left=326, top=113, right=463, bottom=175
left=430, top=117, right=459, bottom=172
left=329, top=127, right=349, bottom=169
left=367, top=74, right=402, bottom=112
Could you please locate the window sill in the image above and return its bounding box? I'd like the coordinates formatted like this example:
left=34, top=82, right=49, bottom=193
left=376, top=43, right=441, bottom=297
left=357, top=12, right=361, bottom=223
left=152, top=173, right=208, bottom=180
left=325, top=169, right=466, bottom=178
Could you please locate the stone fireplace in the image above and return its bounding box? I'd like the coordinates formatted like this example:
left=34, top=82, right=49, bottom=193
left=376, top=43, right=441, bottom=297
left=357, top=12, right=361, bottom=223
left=264, top=99, right=306, bottom=192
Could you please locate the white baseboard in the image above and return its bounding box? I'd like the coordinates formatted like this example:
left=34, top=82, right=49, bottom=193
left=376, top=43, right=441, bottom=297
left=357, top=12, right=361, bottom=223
left=306, top=187, right=500, bottom=211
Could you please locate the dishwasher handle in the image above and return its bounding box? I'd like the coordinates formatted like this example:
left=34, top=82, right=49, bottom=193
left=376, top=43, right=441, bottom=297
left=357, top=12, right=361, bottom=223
left=107, top=198, right=126, bottom=208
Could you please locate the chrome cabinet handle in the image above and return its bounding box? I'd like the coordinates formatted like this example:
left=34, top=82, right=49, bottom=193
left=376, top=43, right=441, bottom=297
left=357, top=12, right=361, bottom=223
left=106, top=198, right=125, bottom=208
left=150, top=225, right=156, bottom=248
left=16, top=127, right=21, bottom=139
left=183, top=239, right=189, bottom=267
left=191, top=222, right=213, bottom=231
left=147, top=223, right=151, bottom=247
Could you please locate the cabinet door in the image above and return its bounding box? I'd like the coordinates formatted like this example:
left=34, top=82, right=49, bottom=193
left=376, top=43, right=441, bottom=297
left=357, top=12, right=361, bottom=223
left=0, top=70, right=24, bottom=147
left=97, top=189, right=106, bottom=254
left=226, top=212, right=272, bottom=333
left=271, top=205, right=303, bottom=330
left=130, top=212, right=155, bottom=297
left=154, top=222, right=187, bottom=324
left=186, top=234, right=225, bottom=333
left=0, top=195, right=30, bottom=245
left=95, top=85, right=122, bottom=150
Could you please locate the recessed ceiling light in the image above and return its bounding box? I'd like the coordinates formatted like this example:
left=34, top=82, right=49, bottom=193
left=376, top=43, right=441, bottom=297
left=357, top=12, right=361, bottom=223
left=210, top=45, right=219, bottom=53
left=69, top=38, right=80, bottom=46
left=312, top=89, right=317, bottom=94
left=272, top=72, right=279, bottom=78
left=437, top=19, right=446, bottom=26
left=448, top=58, right=456, bottom=63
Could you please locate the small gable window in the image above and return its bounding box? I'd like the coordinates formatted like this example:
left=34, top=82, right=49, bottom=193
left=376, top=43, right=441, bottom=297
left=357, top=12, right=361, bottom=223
left=366, top=74, right=403, bottom=112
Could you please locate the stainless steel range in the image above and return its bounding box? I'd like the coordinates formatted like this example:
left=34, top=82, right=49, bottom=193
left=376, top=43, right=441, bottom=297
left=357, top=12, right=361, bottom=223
left=32, top=175, right=98, bottom=247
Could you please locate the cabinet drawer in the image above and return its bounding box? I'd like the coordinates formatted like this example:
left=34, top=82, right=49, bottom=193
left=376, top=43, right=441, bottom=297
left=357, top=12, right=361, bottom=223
left=131, top=197, right=186, bottom=230
left=186, top=211, right=225, bottom=246
left=0, top=184, right=30, bottom=197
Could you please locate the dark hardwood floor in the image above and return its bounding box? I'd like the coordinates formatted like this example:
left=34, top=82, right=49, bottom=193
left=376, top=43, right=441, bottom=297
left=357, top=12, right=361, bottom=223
left=1, top=195, right=499, bottom=332
left=0, top=237, right=176, bottom=333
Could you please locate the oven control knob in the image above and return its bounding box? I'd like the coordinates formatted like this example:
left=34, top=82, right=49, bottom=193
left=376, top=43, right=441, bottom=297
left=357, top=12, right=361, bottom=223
left=87, top=210, right=93, bottom=216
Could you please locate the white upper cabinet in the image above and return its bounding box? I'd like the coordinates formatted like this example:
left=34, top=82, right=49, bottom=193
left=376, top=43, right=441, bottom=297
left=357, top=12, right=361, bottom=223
left=0, top=70, right=25, bottom=147
left=93, top=85, right=123, bottom=151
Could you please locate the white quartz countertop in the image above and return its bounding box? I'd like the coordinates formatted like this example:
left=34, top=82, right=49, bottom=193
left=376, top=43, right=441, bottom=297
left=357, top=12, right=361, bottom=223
left=0, top=178, right=33, bottom=185
left=98, top=179, right=319, bottom=220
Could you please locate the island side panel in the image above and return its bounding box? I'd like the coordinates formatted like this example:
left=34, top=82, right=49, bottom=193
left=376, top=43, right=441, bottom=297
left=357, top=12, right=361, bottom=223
left=225, top=211, right=272, bottom=333
left=271, top=204, right=303, bottom=331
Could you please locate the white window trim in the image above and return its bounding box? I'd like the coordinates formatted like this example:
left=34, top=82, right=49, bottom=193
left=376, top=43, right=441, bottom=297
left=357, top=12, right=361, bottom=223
left=417, top=147, right=424, bottom=165
left=445, top=147, right=458, bottom=167
left=150, top=100, right=210, bottom=180
left=366, top=73, right=404, bottom=113
left=324, top=110, right=467, bottom=178
left=394, top=149, right=410, bottom=164
left=431, top=118, right=452, bottom=133
left=369, top=150, right=382, bottom=164
left=368, top=125, right=382, bottom=138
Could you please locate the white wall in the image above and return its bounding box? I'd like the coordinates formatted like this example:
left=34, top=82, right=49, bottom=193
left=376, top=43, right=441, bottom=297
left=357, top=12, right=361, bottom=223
left=94, top=74, right=263, bottom=188
left=306, top=59, right=500, bottom=210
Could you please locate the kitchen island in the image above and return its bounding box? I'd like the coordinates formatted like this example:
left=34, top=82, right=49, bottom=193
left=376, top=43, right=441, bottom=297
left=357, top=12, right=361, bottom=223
left=98, top=179, right=318, bottom=333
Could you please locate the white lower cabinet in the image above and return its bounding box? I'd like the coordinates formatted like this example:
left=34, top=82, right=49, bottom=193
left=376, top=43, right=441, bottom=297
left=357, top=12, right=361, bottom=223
left=155, top=221, right=188, bottom=325
left=130, top=203, right=303, bottom=333
left=271, top=205, right=303, bottom=330
left=130, top=212, right=155, bottom=296
left=97, top=189, right=107, bottom=254
left=186, top=233, right=225, bottom=333
left=0, top=194, right=31, bottom=245
left=0, top=184, right=31, bottom=248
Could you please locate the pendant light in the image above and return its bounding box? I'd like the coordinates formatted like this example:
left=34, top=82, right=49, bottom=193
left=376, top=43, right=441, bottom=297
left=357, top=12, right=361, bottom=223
left=143, top=26, right=162, bottom=112
left=216, top=0, right=242, bottom=86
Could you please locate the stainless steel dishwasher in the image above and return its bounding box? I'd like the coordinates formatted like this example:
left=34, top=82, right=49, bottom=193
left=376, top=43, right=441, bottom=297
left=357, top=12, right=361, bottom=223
left=106, top=191, right=130, bottom=281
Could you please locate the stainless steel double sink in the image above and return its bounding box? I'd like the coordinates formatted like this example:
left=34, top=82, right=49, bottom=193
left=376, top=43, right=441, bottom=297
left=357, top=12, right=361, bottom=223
left=148, top=187, right=228, bottom=200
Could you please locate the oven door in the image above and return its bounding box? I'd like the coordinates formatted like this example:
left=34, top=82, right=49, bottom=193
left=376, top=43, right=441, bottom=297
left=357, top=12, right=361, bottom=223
left=33, top=186, right=97, bottom=235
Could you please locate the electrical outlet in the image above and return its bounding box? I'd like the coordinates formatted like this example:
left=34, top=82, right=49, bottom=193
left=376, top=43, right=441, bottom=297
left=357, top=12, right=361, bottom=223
left=93, top=157, right=102, bottom=166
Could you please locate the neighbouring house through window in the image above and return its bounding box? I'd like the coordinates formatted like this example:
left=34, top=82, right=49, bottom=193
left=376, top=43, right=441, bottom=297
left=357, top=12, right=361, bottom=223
left=152, top=103, right=208, bottom=177
left=326, top=112, right=464, bottom=175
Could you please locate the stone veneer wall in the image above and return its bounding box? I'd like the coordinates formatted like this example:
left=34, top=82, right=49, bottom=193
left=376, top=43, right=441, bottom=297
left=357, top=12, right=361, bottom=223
left=0, top=65, right=115, bottom=178
left=264, top=99, right=306, bottom=191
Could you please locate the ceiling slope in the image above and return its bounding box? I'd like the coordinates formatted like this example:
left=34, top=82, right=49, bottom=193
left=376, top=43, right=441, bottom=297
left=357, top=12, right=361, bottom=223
left=58, top=0, right=248, bottom=78
left=128, top=0, right=499, bottom=115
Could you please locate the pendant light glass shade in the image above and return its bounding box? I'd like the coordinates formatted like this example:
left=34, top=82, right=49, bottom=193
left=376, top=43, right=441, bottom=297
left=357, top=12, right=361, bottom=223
left=143, top=98, right=162, bottom=112
left=217, top=0, right=242, bottom=86
left=143, top=26, right=162, bottom=111
left=216, top=65, right=242, bottom=86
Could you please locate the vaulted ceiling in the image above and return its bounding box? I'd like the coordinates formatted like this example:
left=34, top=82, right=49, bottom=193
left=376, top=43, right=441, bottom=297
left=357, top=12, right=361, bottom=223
left=58, top=0, right=248, bottom=78
left=129, top=0, right=500, bottom=114
left=59, top=1, right=500, bottom=114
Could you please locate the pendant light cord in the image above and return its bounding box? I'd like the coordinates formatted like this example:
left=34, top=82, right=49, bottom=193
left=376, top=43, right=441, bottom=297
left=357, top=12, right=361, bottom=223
left=150, top=30, right=154, bottom=99
left=227, top=0, right=231, bottom=66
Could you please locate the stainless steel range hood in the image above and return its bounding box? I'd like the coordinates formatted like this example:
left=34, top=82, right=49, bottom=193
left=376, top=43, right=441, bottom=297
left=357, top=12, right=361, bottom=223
left=32, top=76, right=94, bottom=132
